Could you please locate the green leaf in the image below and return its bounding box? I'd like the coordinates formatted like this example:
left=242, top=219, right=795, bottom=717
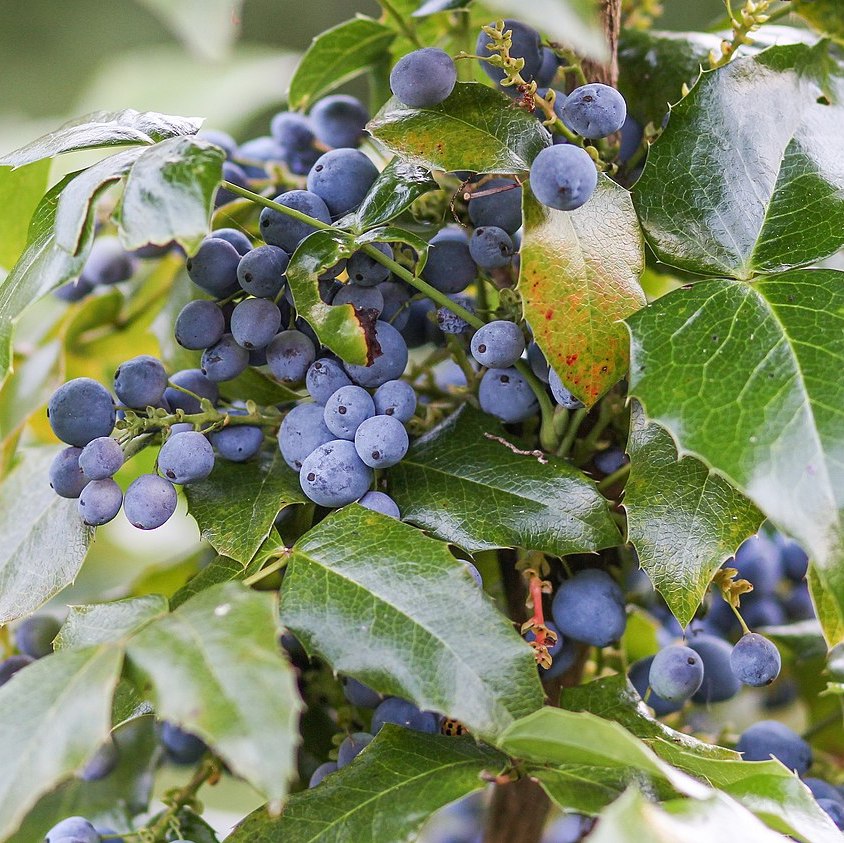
left=288, top=16, right=397, bottom=110
left=0, top=160, right=51, bottom=270
left=54, top=595, right=169, bottom=650
left=0, top=109, right=202, bottom=169
left=389, top=405, right=619, bottom=554
left=624, top=402, right=763, bottom=626
left=793, top=0, right=844, bottom=43
left=368, top=82, right=550, bottom=174
left=497, top=708, right=709, bottom=801
left=132, top=0, right=245, bottom=60
left=618, top=29, right=719, bottom=125
left=220, top=365, right=301, bottom=405
left=170, top=555, right=251, bottom=609
left=8, top=717, right=157, bottom=841
left=809, top=565, right=844, bottom=646
left=627, top=269, right=844, bottom=644
left=54, top=148, right=145, bottom=253
left=588, top=788, right=788, bottom=843
left=184, top=449, right=305, bottom=565
left=344, top=157, right=438, bottom=233
left=0, top=645, right=123, bottom=840
left=117, top=136, right=225, bottom=254
left=519, top=177, right=645, bottom=407
left=281, top=505, right=544, bottom=739
left=229, top=727, right=505, bottom=843
left=126, top=583, right=302, bottom=809
left=0, top=448, right=93, bottom=623
left=634, top=42, right=844, bottom=278
left=285, top=229, right=375, bottom=366
left=0, top=176, right=98, bottom=386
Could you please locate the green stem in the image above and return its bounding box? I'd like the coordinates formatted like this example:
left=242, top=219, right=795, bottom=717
left=557, top=408, right=587, bottom=457
left=456, top=10, right=474, bottom=82
left=378, top=0, right=423, bottom=48
left=802, top=710, right=843, bottom=741
left=221, top=181, right=333, bottom=233
left=244, top=553, right=291, bottom=586
left=122, top=405, right=281, bottom=439
left=445, top=334, right=479, bottom=386
left=596, top=462, right=630, bottom=493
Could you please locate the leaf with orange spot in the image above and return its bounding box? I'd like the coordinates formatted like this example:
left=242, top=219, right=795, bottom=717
left=518, top=177, right=645, bottom=406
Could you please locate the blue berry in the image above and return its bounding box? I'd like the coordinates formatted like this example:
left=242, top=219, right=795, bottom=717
left=310, top=95, right=369, bottom=148
left=199, top=128, right=237, bottom=157
left=775, top=533, right=809, bottom=581
left=213, top=228, right=253, bottom=256
left=346, top=243, right=393, bottom=286
left=82, top=236, right=135, bottom=285
left=478, top=368, right=538, bottom=424
left=337, top=732, right=374, bottom=768
left=358, top=491, right=400, bottom=519
left=549, top=370, right=584, bottom=409
left=306, top=358, right=353, bottom=404
left=79, top=740, right=118, bottom=782
left=158, top=431, right=215, bottom=484
left=113, top=355, right=167, bottom=409
left=743, top=593, right=787, bottom=628
left=201, top=334, right=250, bottom=382
left=307, top=148, right=379, bottom=218
left=730, top=633, right=781, bottom=687
left=231, top=298, right=282, bottom=350
left=629, top=657, right=683, bottom=716
left=594, top=448, right=627, bottom=475
left=462, top=560, right=483, bottom=588
left=333, top=282, right=384, bottom=315
left=266, top=329, right=317, bottom=383
left=818, top=799, right=844, bottom=830
left=49, top=447, right=89, bottom=498
left=551, top=569, right=626, bottom=647
left=215, top=161, right=250, bottom=206
left=160, top=722, right=207, bottom=765
left=527, top=342, right=550, bottom=382
left=562, top=83, right=627, bottom=138
left=186, top=237, right=241, bottom=298
left=530, top=144, right=598, bottom=211
left=45, top=817, right=100, bottom=843
left=54, top=277, right=94, bottom=301
left=48, top=378, right=116, bottom=447
left=259, top=190, right=332, bottom=253
left=476, top=20, right=542, bottom=85
left=164, top=369, right=219, bottom=414
left=732, top=534, right=783, bottom=595
left=436, top=297, right=474, bottom=334
left=648, top=644, right=704, bottom=702
left=324, top=385, right=375, bottom=440
left=390, top=48, right=457, bottom=107
left=377, top=281, right=411, bottom=330
left=175, top=300, right=226, bottom=350
left=803, top=778, right=842, bottom=804
left=342, top=676, right=383, bottom=708
left=271, top=111, right=315, bottom=150
left=236, top=135, right=283, bottom=178
left=471, top=320, right=524, bottom=368
left=78, top=478, right=123, bottom=526
left=421, top=226, right=476, bottom=294
left=354, top=414, right=408, bottom=468
left=469, top=226, right=515, bottom=270
left=736, top=720, right=811, bottom=774
left=373, top=379, right=416, bottom=422
left=344, top=321, right=409, bottom=388
left=309, top=761, right=337, bottom=788
left=467, top=178, right=522, bottom=234
left=0, top=654, right=32, bottom=686
left=123, top=474, right=177, bottom=530
left=209, top=415, right=264, bottom=463
left=784, top=581, right=815, bottom=621
left=687, top=632, right=740, bottom=703
left=299, top=439, right=373, bottom=507
left=278, top=403, right=334, bottom=471
left=536, top=47, right=561, bottom=87
left=372, top=697, right=434, bottom=733
left=237, top=245, right=290, bottom=298
left=14, top=615, right=60, bottom=659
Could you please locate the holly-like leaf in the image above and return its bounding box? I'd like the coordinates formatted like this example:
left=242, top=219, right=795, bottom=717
left=0, top=448, right=93, bottom=624
left=288, top=16, right=397, bottom=110
left=793, top=0, right=844, bottom=43
left=389, top=405, right=619, bottom=555
left=286, top=228, right=373, bottom=366
left=54, top=148, right=145, bottom=253
left=229, top=728, right=505, bottom=842
left=624, top=402, right=763, bottom=627
left=184, top=449, right=306, bottom=565
left=54, top=595, right=169, bottom=650
left=0, top=109, right=202, bottom=169
left=627, top=269, right=844, bottom=644
left=117, top=136, right=225, bottom=254
left=0, top=176, right=98, bottom=386
left=280, top=505, right=544, bottom=740
left=170, top=555, right=257, bottom=609
left=634, top=43, right=844, bottom=278
left=368, top=82, right=550, bottom=174
left=0, top=160, right=51, bottom=270
left=0, top=645, right=123, bottom=841
left=588, top=788, right=788, bottom=843
left=519, top=177, right=645, bottom=406
left=344, top=157, right=438, bottom=232
left=126, top=583, right=302, bottom=811
left=8, top=717, right=157, bottom=842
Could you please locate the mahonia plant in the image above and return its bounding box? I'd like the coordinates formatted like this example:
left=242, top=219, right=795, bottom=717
left=0, top=0, right=843, bottom=840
